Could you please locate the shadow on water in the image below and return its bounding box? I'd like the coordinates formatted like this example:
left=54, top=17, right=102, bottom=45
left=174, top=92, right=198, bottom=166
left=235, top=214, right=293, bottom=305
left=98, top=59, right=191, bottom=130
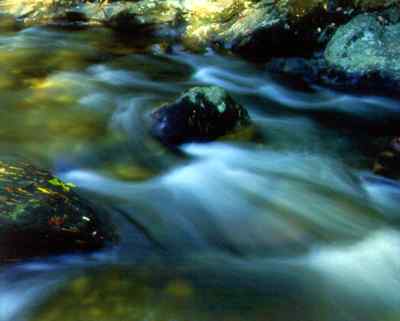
left=1, top=26, right=400, bottom=321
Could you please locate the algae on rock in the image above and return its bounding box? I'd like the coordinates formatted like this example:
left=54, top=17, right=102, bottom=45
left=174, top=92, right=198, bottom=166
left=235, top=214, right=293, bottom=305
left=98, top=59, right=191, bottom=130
left=0, top=156, right=114, bottom=263
left=325, top=8, right=400, bottom=81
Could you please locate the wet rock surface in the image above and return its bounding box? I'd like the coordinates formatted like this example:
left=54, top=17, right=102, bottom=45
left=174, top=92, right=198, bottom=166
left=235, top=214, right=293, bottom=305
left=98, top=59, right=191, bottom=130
left=324, top=6, right=400, bottom=87
left=266, top=6, right=400, bottom=96
left=150, top=86, right=251, bottom=146
left=0, top=0, right=394, bottom=57
left=265, top=55, right=397, bottom=95
left=211, top=0, right=352, bottom=60
left=0, top=156, right=114, bottom=263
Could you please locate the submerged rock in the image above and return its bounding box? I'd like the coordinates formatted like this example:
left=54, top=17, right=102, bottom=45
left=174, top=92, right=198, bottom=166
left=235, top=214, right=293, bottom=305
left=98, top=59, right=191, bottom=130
left=325, top=7, right=400, bottom=87
left=30, top=263, right=320, bottom=321
left=373, top=137, right=400, bottom=180
left=150, top=86, right=251, bottom=146
left=31, top=267, right=201, bottom=321
left=0, top=156, right=114, bottom=263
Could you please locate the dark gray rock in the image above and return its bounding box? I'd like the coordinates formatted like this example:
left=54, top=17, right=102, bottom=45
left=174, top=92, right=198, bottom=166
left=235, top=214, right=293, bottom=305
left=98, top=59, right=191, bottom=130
left=150, top=86, right=251, bottom=146
left=0, top=156, right=115, bottom=263
left=325, top=7, right=400, bottom=82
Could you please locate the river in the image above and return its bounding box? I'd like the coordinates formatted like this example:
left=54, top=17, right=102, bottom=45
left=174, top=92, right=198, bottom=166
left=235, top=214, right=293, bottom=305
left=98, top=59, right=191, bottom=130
left=1, top=25, right=400, bottom=321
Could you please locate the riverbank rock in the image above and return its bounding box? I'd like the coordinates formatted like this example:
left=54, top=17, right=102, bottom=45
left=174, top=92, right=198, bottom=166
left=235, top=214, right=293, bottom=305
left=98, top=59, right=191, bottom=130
left=373, top=137, right=400, bottom=180
left=0, top=156, right=114, bottom=263
left=0, top=0, right=395, bottom=58
left=1, top=0, right=183, bottom=32
left=150, top=86, right=251, bottom=146
left=183, top=0, right=348, bottom=58
left=324, top=6, right=400, bottom=88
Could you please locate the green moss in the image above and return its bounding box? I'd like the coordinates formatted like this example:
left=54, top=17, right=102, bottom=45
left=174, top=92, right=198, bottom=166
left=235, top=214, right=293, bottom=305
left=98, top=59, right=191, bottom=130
left=48, top=177, right=76, bottom=192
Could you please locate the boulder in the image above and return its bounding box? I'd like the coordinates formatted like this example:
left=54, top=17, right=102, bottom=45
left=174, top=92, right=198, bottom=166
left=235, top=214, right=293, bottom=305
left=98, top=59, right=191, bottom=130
left=0, top=156, right=114, bottom=263
left=325, top=7, right=400, bottom=86
left=150, top=86, right=251, bottom=146
left=181, top=0, right=352, bottom=57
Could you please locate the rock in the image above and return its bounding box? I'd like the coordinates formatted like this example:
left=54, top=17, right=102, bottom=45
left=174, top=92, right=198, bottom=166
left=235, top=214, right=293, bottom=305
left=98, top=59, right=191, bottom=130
left=354, top=0, right=398, bottom=10
left=0, top=0, right=395, bottom=56
left=0, top=0, right=394, bottom=58
left=180, top=0, right=393, bottom=57
left=265, top=55, right=370, bottom=93
left=1, top=0, right=184, bottom=32
left=325, top=7, right=400, bottom=88
left=373, top=137, right=400, bottom=180
left=0, top=156, right=114, bottom=263
left=150, top=86, right=251, bottom=146
left=225, top=3, right=333, bottom=57
left=182, top=0, right=397, bottom=57
left=30, top=263, right=320, bottom=321
left=266, top=7, right=400, bottom=95
left=181, top=0, right=344, bottom=57
left=266, top=56, right=328, bottom=84
left=30, top=267, right=201, bottom=321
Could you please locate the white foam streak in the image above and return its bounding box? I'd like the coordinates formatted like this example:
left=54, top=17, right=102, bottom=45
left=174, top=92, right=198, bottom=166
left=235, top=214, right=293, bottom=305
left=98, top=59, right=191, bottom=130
left=309, top=229, right=400, bottom=308
left=60, top=143, right=382, bottom=254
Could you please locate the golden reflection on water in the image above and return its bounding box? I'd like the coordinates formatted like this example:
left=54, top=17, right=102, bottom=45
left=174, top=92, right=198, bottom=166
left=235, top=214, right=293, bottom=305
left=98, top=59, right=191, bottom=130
left=0, top=27, right=124, bottom=167
left=30, top=265, right=319, bottom=321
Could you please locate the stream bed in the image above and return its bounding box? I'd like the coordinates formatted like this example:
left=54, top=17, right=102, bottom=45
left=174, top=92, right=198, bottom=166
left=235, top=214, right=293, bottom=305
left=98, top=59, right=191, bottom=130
left=1, top=25, right=400, bottom=321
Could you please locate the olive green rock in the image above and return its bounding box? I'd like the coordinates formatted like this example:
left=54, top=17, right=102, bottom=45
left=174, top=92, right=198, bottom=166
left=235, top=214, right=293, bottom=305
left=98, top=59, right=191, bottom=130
left=150, top=86, right=252, bottom=146
left=0, top=156, right=114, bottom=263
left=325, top=7, right=400, bottom=81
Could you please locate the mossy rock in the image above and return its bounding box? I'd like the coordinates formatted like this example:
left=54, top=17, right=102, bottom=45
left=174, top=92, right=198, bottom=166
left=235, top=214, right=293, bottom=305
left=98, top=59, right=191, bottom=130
left=325, top=7, right=400, bottom=83
left=0, top=156, right=114, bottom=263
left=149, top=86, right=251, bottom=146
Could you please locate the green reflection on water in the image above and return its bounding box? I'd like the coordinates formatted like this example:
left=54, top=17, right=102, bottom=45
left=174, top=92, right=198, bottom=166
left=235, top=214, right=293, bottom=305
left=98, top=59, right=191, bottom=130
left=0, top=26, right=168, bottom=181
left=29, top=264, right=321, bottom=321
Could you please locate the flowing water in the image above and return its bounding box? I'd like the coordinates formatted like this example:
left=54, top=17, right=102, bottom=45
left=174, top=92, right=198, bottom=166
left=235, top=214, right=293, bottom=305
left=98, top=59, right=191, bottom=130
left=1, top=24, right=400, bottom=321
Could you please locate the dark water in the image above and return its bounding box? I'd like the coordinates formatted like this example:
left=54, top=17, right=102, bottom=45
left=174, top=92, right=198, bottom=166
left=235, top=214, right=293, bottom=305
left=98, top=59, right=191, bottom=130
left=1, top=26, right=400, bottom=321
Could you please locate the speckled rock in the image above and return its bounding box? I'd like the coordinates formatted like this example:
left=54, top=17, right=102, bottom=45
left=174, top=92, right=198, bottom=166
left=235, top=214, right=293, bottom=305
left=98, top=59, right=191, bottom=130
left=150, top=86, right=251, bottom=146
left=0, top=156, right=114, bottom=263
left=325, top=7, right=400, bottom=82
